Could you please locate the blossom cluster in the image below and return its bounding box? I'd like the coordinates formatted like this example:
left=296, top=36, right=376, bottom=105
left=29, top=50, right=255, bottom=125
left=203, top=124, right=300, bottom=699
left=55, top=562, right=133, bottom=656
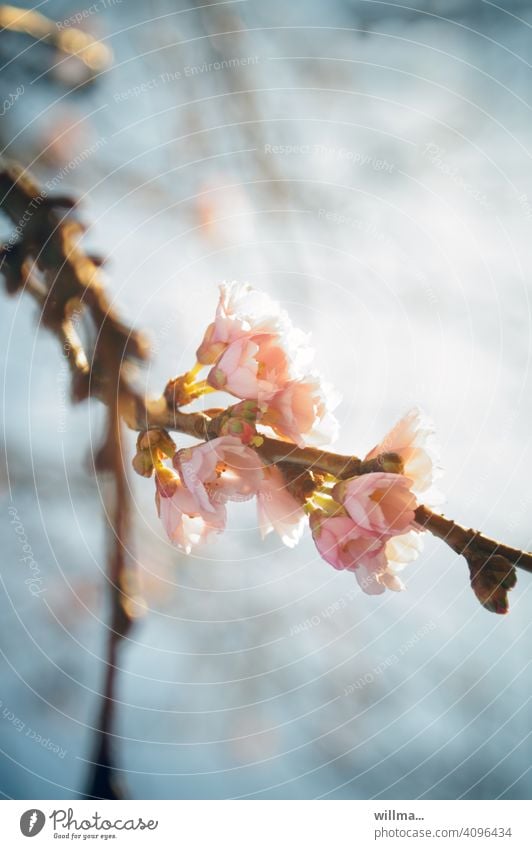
left=197, top=282, right=339, bottom=447
left=140, top=283, right=441, bottom=596
left=155, top=436, right=305, bottom=553
left=307, top=404, right=441, bottom=594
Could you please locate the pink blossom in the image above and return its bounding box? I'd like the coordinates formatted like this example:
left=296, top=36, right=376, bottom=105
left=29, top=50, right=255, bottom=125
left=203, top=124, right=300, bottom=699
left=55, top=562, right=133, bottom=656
left=310, top=512, right=386, bottom=573
left=155, top=468, right=226, bottom=553
left=310, top=510, right=419, bottom=595
left=386, top=530, right=424, bottom=571
left=261, top=376, right=339, bottom=448
left=351, top=554, right=396, bottom=595
left=358, top=532, right=424, bottom=594
left=257, top=465, right=305, bottom=548
left=309, top=512, right=359, bottom=570
left=365, top=408, right=442, bottom=501
left=174, top=436, right=264, bottom=513
left=333, top=472, right=418, bottom=538
left=196, top=282, right=288, bottom=365
left=207, top=333, right=291, bottom=402
left=381, top=531, right=424, bottom=592
left=310, top=511, right=393, bottom=595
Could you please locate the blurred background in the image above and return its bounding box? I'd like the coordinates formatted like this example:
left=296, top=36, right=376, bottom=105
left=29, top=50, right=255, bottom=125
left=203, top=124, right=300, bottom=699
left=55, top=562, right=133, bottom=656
left=1, top=0, right=531, bottom=800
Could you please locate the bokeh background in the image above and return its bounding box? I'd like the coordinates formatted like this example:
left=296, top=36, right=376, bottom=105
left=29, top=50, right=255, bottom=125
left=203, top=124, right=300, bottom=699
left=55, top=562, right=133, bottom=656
left=1, top=0, right=532, bottom=800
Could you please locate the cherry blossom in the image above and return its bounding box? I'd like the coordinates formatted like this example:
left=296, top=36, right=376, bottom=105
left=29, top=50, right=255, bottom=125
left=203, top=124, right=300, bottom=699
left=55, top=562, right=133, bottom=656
left=174, top=436, right=264, bottom=512
left=261, top=376, right=339, bottom=448
left=196, top=282, right=289, bottom=365
left=333, top=472, right=418, bottom=538
left=155, top=466, right=226, bottom=554
left=257, top=465, right=306, bottom=548
left=365, top=408, right=442, bottom=502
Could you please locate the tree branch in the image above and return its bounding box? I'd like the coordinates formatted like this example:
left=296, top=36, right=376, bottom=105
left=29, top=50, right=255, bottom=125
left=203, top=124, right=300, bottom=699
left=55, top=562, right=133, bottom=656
left=2, top=160, right=531, bottom=582
left=0, top=160, right=144, bottom=799
left=416, top=506, right=532, bottom=574
left=1, top=159, right=530, bottom=794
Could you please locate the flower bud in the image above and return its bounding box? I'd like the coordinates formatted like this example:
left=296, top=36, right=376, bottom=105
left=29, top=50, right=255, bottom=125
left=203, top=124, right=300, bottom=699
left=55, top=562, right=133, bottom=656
left=467, top=552, right=517, bottom=614
left=217, top=401, right=261, bottom=445
left=164, top=374, right=200, bottom=407
left=132, top=428, right=176, bottom=478
left=361, top=452, right=404, bottom=475
left=219, top=417, right=256, bottom=444
left=230, top=400, right=261, bottom=422
left=379, top=452, right=405, bottom=474
left=132, top=449, right=155, bottom=478
left=137, top=428, right=176, bottom=458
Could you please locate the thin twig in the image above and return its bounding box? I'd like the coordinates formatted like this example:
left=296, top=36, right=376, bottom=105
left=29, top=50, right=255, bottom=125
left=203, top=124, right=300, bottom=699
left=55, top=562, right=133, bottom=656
left=0, top=160, right=145, bottom=799
left=2, top=161, right=531, bottom=583
left=0, top=4, right=112, bottom=81
left=416, top=506, right=532, bottom=574
left=1, top=160, right=531, bottom=800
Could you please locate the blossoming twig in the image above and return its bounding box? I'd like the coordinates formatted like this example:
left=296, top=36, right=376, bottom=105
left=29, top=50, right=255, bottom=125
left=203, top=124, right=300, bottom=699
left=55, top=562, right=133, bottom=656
left=1, top=160, right=530, bottom=799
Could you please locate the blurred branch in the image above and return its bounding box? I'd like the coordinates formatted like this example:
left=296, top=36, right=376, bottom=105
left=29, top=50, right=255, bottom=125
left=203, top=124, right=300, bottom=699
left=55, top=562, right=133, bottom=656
left=0, top=4, right=112, bottom=82
left=0, top=160, right=144, bottom=799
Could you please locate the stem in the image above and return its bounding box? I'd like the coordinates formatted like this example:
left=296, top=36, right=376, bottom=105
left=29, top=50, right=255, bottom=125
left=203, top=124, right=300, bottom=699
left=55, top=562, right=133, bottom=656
left=185, top=362, right=204, bottom=381
left=133, top=398, right=532, bottom=574
left=126, top=399, right=376, bottom=478
left=0, top=4, right=112, bottom=80
left=416, top=506, right=532, bottom=574
left=0, top=164, right=144, bottom=799
left=1, top=157, right=531, bottom=796
left=186, top=380, right=216, bottom=395
left=2, top=158, right=531, bottom=582
left=85, top=398, right=136, bottom=799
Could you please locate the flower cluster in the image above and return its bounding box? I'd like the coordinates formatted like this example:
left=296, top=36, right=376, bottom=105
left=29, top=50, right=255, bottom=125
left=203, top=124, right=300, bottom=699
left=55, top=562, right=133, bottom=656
left=137, top=284, right=441, bottom=597
left=309, top=409, right=440, bottom=595
left=196, top=282, right=339, bottom=448
left=154, top=436, right=306, bottom=553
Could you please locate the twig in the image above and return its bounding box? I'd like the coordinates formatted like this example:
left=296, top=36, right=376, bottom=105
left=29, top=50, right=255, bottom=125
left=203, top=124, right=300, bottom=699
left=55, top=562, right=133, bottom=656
left=2, top=160, right=530, bottom=582
left=0, top=160, right=145, bottom=798
left=0, top=4, right=112, bottom=82
left=1, top=160, right=531, bottom=795
left=416, top=506, right=532, bottom=574
left=85, top=407, right=135, bottom=799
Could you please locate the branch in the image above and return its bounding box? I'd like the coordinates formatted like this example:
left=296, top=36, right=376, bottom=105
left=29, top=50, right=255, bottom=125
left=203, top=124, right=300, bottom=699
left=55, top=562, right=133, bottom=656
left=0, top=160, right=144, bottom=798
left=0, top=4, right=112, bottom=83
left=416, top=506, right=532, bottom=575
left=127, top=393, right=410, bottom=485
left=1, top=160, right=530, bottom=659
